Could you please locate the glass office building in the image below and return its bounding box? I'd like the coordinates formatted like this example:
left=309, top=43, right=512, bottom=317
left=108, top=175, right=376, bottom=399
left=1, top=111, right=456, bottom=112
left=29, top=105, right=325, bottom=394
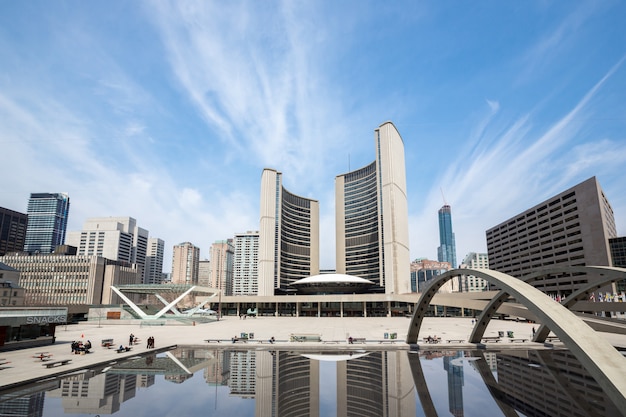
left=24, top=193, right=70, bottom=254
left=437, top=204, right=457, bottom=268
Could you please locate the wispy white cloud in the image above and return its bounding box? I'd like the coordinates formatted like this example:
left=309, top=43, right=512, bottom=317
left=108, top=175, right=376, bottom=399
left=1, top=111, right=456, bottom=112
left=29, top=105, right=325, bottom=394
left=411, top=58, right=626, bottom=262
left=145, top=1, right=354, bottom=188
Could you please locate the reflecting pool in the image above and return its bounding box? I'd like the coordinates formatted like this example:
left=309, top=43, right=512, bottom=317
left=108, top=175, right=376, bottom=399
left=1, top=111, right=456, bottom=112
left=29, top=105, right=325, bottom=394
left=0, top=347, right=623, bottom=417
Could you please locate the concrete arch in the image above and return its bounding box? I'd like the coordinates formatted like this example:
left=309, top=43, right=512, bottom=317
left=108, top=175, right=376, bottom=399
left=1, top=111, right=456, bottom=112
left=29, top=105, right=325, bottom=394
left=533, top=266, right=626, bottom=342
left=469, top=266, right=626, bottom=343
left=406, top=268, right=626, bottom=409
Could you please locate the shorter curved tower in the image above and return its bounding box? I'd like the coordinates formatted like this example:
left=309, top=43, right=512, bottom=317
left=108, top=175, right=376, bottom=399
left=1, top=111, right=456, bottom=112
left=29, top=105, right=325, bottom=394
left=258, top=169, right=319, bottom=296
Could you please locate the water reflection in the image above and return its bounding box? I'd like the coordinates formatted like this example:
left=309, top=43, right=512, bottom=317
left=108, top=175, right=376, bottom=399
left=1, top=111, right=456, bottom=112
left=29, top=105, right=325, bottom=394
left=0, top=347, right=623, bottom=417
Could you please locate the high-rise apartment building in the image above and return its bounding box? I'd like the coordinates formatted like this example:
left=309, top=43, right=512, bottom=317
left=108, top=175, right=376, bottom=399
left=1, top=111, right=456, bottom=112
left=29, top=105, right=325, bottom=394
left=198, top=259, right=211, bottom=287
left=259, top=169, right=320, bottom=296
left=0, top=207, right=28, bottom=256
left=233, top=231, right=259, bottom=295
left=144, top=237, right=164, bottom=285
left=437, top=204, right=457, bottom=268
left=486, top=176, right=617, bottom=295
left=336, top=122, right=410, bottom=294
left=24, top=193, right=70, bottom=254
left=459, top=252, right=489, bottom=292
left=210, top=240, right=234, bottom=295
left=66, top=217, right=149, bottom=281
left=171, top=242, right=200, bottom=285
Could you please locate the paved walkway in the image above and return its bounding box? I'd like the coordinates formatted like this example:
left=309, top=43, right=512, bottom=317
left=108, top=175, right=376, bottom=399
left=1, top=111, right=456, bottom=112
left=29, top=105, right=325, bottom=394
left=0, top=316, right=622, bottom=390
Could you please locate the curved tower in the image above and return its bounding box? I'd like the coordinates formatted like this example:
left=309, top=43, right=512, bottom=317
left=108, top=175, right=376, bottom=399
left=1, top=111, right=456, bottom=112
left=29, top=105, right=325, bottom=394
left=335, top=121, right=410, bottom=294
left=258, top=169, right=320, bottom=296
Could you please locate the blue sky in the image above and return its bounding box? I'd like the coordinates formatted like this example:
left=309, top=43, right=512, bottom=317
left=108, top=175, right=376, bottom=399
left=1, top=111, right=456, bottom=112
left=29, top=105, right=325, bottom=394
left=1, top=1, right=625, bottom=271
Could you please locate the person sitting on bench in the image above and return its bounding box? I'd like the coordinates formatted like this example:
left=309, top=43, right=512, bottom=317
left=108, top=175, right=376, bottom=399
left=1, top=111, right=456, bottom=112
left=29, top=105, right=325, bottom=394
left=117, top=345, right=132, bottom=352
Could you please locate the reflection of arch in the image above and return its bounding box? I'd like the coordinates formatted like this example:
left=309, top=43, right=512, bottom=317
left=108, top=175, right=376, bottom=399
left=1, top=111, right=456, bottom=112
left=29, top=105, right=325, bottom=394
left=469, top=266, right=626, bottom=343
left=533, top=350, right=606, bottom=417
left=406, top=352, right=438, bottom=417
left=471, top=351, right=520, bottom=417
left=406, top=268, right=626, bottom=409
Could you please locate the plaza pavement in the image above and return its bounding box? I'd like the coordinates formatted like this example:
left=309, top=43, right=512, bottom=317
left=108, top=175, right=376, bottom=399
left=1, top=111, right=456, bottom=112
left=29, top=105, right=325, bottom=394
left=1, top=315, right=624, bottom=391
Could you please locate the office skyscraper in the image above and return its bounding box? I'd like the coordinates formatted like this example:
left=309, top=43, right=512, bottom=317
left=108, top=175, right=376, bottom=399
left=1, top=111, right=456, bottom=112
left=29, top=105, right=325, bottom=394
left=0, top=207, right=28, bottom=256
left=336, top=121, right=410, bottom=294
left=66, top=216, right=149, bottom=281
left=259, top=168, right=320, bottom=296
left=437, top=204, right=457, bottom=268
left=24, top=192, right=70, bottom=254
left=171, top=241, right=200, bottom=285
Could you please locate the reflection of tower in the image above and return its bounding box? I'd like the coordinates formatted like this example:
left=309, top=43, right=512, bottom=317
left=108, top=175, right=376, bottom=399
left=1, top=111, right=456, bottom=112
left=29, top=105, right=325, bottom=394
left=443, top=351, right=464, bottom=417
left=0, top=391, right=45, bottom=417
left=229, top=351, right=256, bottom=398
left=136, top=374, right=155, bottom=388
left=496, top=350, right=620, bottom=416
left=277, top=352, right=319, bottom=416
left=47, top=372, right=137, bottom=414
left=338, top=352, right=384, bottom=416
left=337, top=351, right=415, bottom=417
left=255, top=350, right=276, bottom=417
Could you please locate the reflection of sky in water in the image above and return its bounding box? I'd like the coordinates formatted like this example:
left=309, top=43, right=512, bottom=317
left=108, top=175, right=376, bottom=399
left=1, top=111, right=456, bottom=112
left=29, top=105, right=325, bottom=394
left=23, top=349, right=606, bottom=417
left=319, top=359, right=338, bottom=417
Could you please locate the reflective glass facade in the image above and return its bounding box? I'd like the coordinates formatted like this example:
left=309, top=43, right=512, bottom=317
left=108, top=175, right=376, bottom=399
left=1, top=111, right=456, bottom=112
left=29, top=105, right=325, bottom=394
left=24, top=193, right=70, bottom=254
left=437, top=205, right=457, bottom=268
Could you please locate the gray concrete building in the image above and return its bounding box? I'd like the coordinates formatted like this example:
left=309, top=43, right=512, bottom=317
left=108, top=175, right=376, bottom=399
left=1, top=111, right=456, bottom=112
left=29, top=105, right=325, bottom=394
left=486, top=176, right=617, bottom=295
left=0, top=253, right=140, bottom=310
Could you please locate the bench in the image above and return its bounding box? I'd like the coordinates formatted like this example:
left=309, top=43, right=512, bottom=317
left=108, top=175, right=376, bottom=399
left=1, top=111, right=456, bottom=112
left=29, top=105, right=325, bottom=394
left=351, top=337, right=366, bottom=344
left=205, top=339, right=226, bottom=343
left=379, top=340, right=397, bottom=344
left=509, top=338, right=528, bottom=343
left=290, top=334, right=322, bottom=342
left=101, top=339, right=114, bottom=348
left=422, top=337, right=441, bottom=344
left=43, top=359, right=72, bottom=368
left=481, top=337, right=501, bottom=343
left=446, top=339, right=465, bottom=343
left=545, top=337, right=560, bottom=342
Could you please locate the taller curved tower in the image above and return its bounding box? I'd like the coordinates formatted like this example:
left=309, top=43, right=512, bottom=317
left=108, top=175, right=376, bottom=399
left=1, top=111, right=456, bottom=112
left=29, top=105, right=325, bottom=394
left=335, top=122, right=411, bottom=294
left=258, top=169, right=320, bottom=296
